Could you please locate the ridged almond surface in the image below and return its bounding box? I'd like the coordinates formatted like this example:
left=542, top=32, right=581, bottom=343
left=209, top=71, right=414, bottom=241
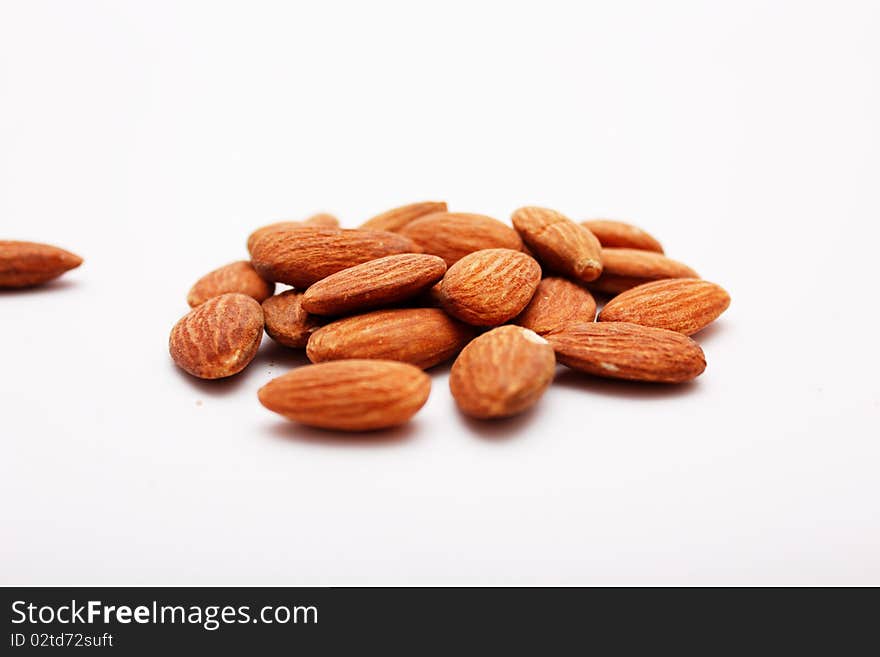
left=360, top=201, right=448, bottom=232
left=449, top=326, right=556, bottom=419
left=246, top=213, right=339, bottom=254
left=598, top=278, right=730, bottom=335
left=187, top=260, right=275, bottom=307
left=302, top=254, right=446, bottom=316
left=250, top=227, right=420, bottom=288
left=262, top=290, right=324, bottom=348
left=440, top=249, right=541, bottom=326
left=512, top=277, right=597, bottom=335
left=306, top=308, right=476, bottom=369
left=0, top=241, right=83, bottom=288
left=511, top=207, right=603, bottom=282
left=589, top=248, right=697, bottom=294
left=169, top=293, right=264, bottom=379
left=582, top=219, right=664, bottom=253
left=547, top=321, right=706, bottom=383
left=400, top=212, right=524, bottom=266
left=258, top=359, right=431, bottom=431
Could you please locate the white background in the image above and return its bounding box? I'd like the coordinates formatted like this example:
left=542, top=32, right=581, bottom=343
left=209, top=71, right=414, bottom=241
left=1, top=0, right=878, bottom=585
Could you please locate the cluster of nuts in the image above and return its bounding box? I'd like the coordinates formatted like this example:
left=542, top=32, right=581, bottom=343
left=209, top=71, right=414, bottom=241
left=168, top=202, right=730, bottom=432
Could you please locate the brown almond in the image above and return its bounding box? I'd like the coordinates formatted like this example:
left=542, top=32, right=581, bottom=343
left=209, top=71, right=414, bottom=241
left=302, top=254, right=446, bottom=316
left=360, top=201, right=448, bottom=232
left=582, top=219, right=664, bottom=253
left=598, top=278, right=730, bottom=335
left=400, top=212, right=524, bottom=266
left=449, top=325, right=556, bottom=419
left=250, top=227, right=420, bottom=288
left=258, top=359, right=431, bottom=431
left=511, top=207, right=603, bottom=282
left=169, top=293, right=264, bottom=379
left=306, top=308, right=476, bottom=369
left=246, top=213, right=339, bottom=255
left=440, top=248, right=541, bottom=326
left=547, top=321, right=706, bottom=383
left=0, top=241, right=83, bottom=288
left=262, top=290, right=324, bottom=348
left=589, top=248, right=697, bottom=294
left=187, top=260, right=275, bottom=308
left=512, top=277, right=597, bottom=335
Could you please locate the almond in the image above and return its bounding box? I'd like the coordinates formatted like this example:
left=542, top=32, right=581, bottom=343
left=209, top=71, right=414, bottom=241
left=187, top=260, right=275, bottom=308
left=589, top=248, right=697, bottom=294
left=262, top=290, right=324, bottom=348
left=449, top=325, right=556, bottom=419
left=246, top=213, right=339, bottom=255
left=512, top=277, right=597, bottom=335
left=582, top=219, right=664, bottom=253
left=301, top=254, right=446, bottom=316
left=511, top=207, right=603, bottom=282
left=547, top=321, right=706, bottom=383
left=400, top=212, right=524, bottom=266
left=440, top=248, right=541, bottom=326
left=169, top=293, right=264, bottom=379
left=306, top=308, right=475, bottom=369
left=598, top=278, right=730, bottom=335
left=258, top=359, right=431, bottom=431
left=0, top=241, right=83, bottom=288
left=250, top=227, right=420, bottom=288
left=360, top=201, right=448, bottom=232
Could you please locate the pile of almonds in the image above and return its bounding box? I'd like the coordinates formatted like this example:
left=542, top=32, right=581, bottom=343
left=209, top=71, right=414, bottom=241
left=169, top=203, right=730, bottom=431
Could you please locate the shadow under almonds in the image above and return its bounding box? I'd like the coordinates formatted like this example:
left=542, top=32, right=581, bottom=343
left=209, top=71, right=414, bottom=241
left=690, top=320, right=728, bottom=347
left=170, top=361, right=251, bottom=397
left=0, top=279, right=80, bottom=296
left=459, top=404, right=543, bottom=441
left=268, top=419, right=420, bottom=448
left=254, top=340, right=311, bottom=372
left=553, top=368, right=702, bottom=400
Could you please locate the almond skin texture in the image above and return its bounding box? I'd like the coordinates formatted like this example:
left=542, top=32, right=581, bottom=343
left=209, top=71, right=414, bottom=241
left=0, top=241, right=83, bottom=288
left=440, top=248, right=541, bottom=326
left=187, top=260, right=275, bottom=308
left=511, top=207, right=603, bottom=282
left=400, top=212, right=524, bottom=266
left=449, top=325, right=556, bottom=419
left=598, top=278, right=730, bottom=335
left=169, top=293, right=264, bottom=379
left=258, top=359, right=431, bottom=431
left=262, top=290, right=323, bottom=348
left=360, top=201, right=448, bottom=233
left=302, top=254, right=447, bottom=316
left=246, top=213, right=339, bottom=254
left=306, top=308, right=476, bottom=369
left=512, top=277, right=597, bottom=335
left=582, top=219, right=664, bottom=253
left=250, top=227, right=420, bottom=288
left=547, top=322, right=706, bottom=383
left=589, top=248, right=698, bottom=294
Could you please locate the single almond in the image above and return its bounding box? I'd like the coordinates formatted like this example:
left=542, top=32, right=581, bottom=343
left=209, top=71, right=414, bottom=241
left=449, top=325, right=556, bottom=419
left=512, top=277, right=597, bottom=335
left=306, top=308, right=476, bottom=369
left=262, top=290, right=324, bottom=348
left=440, top=248, right=541, bottom=326
left=589, top=248, right=697, bottom=294
left=360, top=201, right=448, bottom=232
left=0, top=241, right=83, bottom=288
left=582, top=219, right=664, bottom=253
left=302, top=254, right=447, bottom=316
left=258, top=359, right=431, bottom=431
left=187, top=260, right=275, bottom=308
left=511, top=207, right=603, bottom=282
left=250, top=227, right=420, bottom=288
left=246, top=213, right=339, bottom=255
left=169, top=293, right=264, bottom=379
left=598, top=278, right=730, bottom=335
left=400, top=212, right=524, bottom=266
left=547, top=321, right=706, bottom=383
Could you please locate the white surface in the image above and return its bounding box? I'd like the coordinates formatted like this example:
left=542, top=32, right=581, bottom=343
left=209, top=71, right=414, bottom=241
left=1, top=0, right=878, bottom=585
